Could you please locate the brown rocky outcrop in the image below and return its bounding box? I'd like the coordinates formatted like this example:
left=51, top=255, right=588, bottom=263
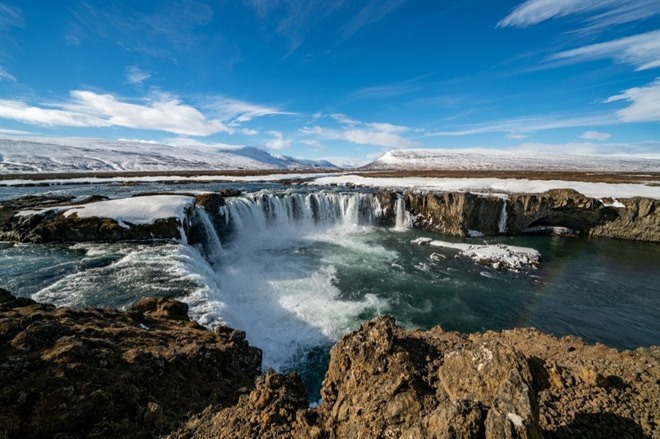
left=1, top=292, right=658, bottom=438
left=172, top=316, right=659, bottom=439
left=398, top=189, right=659, bottom=242
left=402, top=191, right=506, bottom=236
left=505, top=189, right=607, bottom=234
left=589, top=197, right=659, bottom=241
left=0, top=290, right=262, bottom=438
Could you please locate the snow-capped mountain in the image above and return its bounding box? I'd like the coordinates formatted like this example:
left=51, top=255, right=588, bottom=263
left=364, top=149, right=659, bottom=172
left=0, top=137, right=338, bottom=173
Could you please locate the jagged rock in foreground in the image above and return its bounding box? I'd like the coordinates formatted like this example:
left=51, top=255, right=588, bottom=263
left=1, top=291, right=658, bottom=438
left=0, top=290, right=261, bottom=438
left=175, top=317, right=659, bottom=439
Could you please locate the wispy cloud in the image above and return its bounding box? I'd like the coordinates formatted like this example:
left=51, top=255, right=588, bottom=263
left=580, top=130, right=611, bottom=140
left=513, top=140, right=660, bottom=155
left=351, top=74, right=429, bottom=100
left=339, top=0, right=406, bottom=40
left=505, top=133, right=528, bottom=140
left=65, top=1, right=232, bottom=63
left=0, top=65, right=15, bottom=81
left=0, top=90, right=229, bottom=136
left=264, top=130, right=292, bottom=150
left=301, top=114, right=417, bottom=148
left=547, top=31, right=660, bottom=71
left=497, top=0, right=658, bottom=31
left=0, top=3, right=23, bottom=79
left=604, top=78, right=660, bottom=123
left=244, top=0, right=406, bottom=56
left=205, top=96, right=296, bottom=125
left=243, top=0, right=345, bottom=56
left=428, top=112, right=617, bottom=136
left=0, top=128, right=34, bottom=136
left=125, top=66, right=151, bottom=84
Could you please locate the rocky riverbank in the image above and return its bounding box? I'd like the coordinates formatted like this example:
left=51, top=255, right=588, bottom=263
left=3, top=187, right=657, bottom=245
left=378, top=189, right=659, bottom=242
left=1, top=291, right=657, bottom=438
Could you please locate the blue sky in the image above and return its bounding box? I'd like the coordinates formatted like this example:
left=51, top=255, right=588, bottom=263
left=0, top=0, right=658, bottom=165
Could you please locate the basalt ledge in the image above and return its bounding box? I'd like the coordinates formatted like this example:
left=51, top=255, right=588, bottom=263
left=386, top=189, right=659, bottom=242
left=0, top=188, right=658, bottom=244
left=1, top=290, right=658, bottom=438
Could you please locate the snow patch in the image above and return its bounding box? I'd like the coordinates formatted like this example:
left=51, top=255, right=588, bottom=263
left=507, top=412, right=524, bottom=428
left=63, top=195, right=194, bottom=226
left=308, top=175, right=660, bottom=200
left=412, top=238, right=541, bottom=271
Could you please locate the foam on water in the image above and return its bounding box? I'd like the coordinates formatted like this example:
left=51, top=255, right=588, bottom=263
left=30, top=243, right=212, bottom=309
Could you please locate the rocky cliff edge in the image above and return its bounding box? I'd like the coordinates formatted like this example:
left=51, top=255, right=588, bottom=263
left=1, top=290, right=658, bottom=438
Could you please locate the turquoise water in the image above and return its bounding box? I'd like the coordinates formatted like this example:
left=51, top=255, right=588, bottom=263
left=1, top=183, right=659, bottom=400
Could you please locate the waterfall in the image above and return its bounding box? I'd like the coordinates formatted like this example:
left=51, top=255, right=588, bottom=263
left=193, top=207, right=225, bottom=263
left=394, top=194, right=412, bottom=229
left=498, top=197, right=508, bottom=234
left=216, top=191, right=387, bottom=241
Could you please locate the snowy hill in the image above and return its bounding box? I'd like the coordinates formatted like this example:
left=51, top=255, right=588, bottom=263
left=364, top=149, right=659, bottom=173
left=0, top=137, right=338, bottom=173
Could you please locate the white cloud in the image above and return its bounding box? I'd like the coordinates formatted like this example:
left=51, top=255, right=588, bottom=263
left=506, top=133, right=528, bottom=140
left=604, top=78, right=660, bottom=123
left=207, top=96, right=295, bottom=125
left=343, top=128, right=416, bottom=148
left=330, top=113, right=360, bottom=126
left=265, top=130, right=292, bottom=150
left=238, top=128, right=259, bottom=136
left=548, top=31, right=660, bottom=71
left=580, top=130, right=611, bottom=140
left=0, top=99, right=108, bottom=127
left=0, top=90, right=229, bottom=136
left=301, top=115, right=418, bottom=149
left=125, top=66, right=151, bottom=84
left=497, top=0, right=658, bottom=30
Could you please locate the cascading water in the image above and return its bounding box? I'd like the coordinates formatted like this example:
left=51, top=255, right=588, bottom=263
left=192, top=208, right=224, bottom=264
left=217, top=191, right=386, bottom=241
left=498, top=197, right=508, bottom=234
left=394, top=194, right=413, bottom=230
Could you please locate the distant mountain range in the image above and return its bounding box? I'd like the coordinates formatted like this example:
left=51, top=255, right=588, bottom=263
left=0, top=137, right=337, bottom=173
left=362, top=149, right=659, bottom=172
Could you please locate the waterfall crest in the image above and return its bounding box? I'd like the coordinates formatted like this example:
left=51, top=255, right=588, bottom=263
left=216, top=191, right=386, bottom=240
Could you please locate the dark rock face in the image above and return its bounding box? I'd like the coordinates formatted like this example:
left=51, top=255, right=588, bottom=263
left=401, top=189, right=659, bottom=242
left=374, top=191, right=398, bottom=226
left=506, top=189, right=606, bottom=234
left=404, top=191, right=504, bottom=236
left=589, top=197, right=659, bottom=241
left=0, top=293, right=262, bottom=439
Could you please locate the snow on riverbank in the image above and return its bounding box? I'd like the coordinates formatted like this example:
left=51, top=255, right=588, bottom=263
left=308, top=175, right=660, bottom=200
left=63, top=195, right=194, bottom=228
left=412, top=237, right=541, bottom=271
